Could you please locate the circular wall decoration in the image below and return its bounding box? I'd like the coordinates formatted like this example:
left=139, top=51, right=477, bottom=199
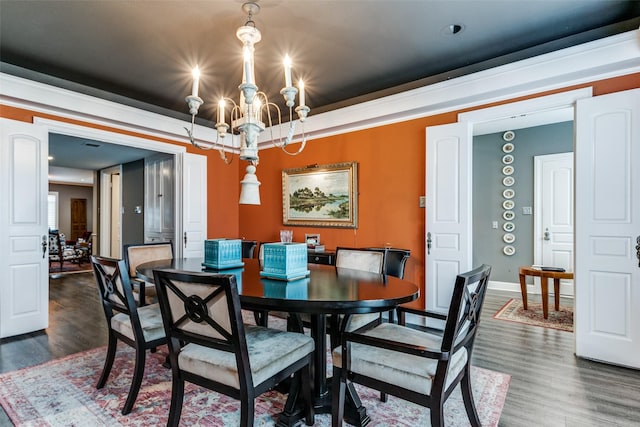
left=502, top=199, right=515, bottom=210
left=502, top=154, right=514, bottom=165
left=503, top=210, right=515, bottom=220
left=503, top=221, right=515, bottom=232
left=503, top=188, right=515, bottom=199
left=503, top=233, right=516, bottom=243
left=502, top=142, right=515, bottom=153
left=502, top=165, right=514, bottom=175
left=503, top=245, right=516, bottom=256
left=503, top=130, right=515, bottom=141
left=503, top=176, right=515, bottom=186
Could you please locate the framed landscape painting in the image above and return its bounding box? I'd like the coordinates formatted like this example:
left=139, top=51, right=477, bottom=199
left=282, top=162, right=358, bottom=228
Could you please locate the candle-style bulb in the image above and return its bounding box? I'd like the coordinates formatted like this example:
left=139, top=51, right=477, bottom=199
left=298, top=79, right=305, bottom=107
left=191, top=66, right=200, bottom=97
left=218, top=99, right=226, bottom=124
left=284, top=54, right=292, bottom=88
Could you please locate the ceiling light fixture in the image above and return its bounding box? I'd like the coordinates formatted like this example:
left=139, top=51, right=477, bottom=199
left=184, top=1, right=310, bottom=205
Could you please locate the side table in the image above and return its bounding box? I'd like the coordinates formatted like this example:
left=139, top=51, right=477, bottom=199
left=518, top=266, right=574, bottom=319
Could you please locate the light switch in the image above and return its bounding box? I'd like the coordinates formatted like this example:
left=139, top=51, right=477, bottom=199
left=492, top=221, right=498, bottom=229
left=419, top=196, right=426, bottom=208
left=522, top=206, right=532, bottom=215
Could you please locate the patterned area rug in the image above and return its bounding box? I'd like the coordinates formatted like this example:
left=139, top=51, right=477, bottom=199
left=49, top=261, right=92, bottom=276
left=494, top=298, right=573, bottom=332
left=0, top=344, right=510, bottom=426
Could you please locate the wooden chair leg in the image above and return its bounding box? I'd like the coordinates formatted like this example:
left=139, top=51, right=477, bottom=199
left=460, top=364, right=481, bottom=427
left=554, top=278, right=561, bottom=311
left=167, top=377, right=184, bottom=427
left=240, top=393, right=255, bottom=427
left=122, top=347, right=146, bottom=415
left=332, top=366, right=346, bottom=427
left=96, top=332, right=117, bottom=389
left=301, top=363, right=315, bottom=426
left=430, top=397, right=445, bottom=427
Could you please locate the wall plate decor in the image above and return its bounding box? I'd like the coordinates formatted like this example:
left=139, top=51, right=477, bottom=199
left=502, top=142, right=515, bottom=153
left=502, top=199, right=515, bottom=210
left=503, top=245, right=516, bottom=256
left=503, top=222, right=515, bottom=232
left=502, top=130, right=515, bottom=141
left=502, top=154, right=514, bottom=164
left=502, top=176, right=515, bottom=186
left=502, top=165, right=514, bottom=175
left=503, top=210, right=515, bottom=220
left=503, top=233, right=516, bottom=243
left=503, top=188, right=515, bottom=199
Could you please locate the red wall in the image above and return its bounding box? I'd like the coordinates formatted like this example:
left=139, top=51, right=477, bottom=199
left=2, top=72, right=639, bottom=308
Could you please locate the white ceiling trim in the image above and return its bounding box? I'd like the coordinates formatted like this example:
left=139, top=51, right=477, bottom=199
left=1, top=30, right=639, bottom=150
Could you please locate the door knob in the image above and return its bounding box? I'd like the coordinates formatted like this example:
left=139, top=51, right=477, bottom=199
left=543, top=228, right=551, bottom=241
left=427, top=232, right=432, bottom=255
left=635, top=235, right=639, bottom=268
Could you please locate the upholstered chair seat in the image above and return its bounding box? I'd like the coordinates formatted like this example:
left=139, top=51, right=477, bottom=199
left=333, top=323, right=467, bottom=395
left=111, top=303, right=165, bottom=342
left=179, top=325, right=314, bottom=389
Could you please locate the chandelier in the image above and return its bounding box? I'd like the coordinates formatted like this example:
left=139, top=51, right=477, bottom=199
left=184, top=1, right=310, bottom=205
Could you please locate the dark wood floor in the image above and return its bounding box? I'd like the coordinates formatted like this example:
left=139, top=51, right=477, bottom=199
left=1, top=272, right=639, bottom=426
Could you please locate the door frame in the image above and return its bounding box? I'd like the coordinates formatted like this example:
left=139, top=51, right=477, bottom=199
left=443, top=88, right=592, bottom=293
left=33, top=118, right=187, bottom=257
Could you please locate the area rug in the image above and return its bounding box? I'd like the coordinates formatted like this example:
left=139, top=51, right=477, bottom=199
left=494, top=298, right=573, bottom=332
left=49, top=261, right=92, bottom=276
left=0, top=345, right=510, bottom=426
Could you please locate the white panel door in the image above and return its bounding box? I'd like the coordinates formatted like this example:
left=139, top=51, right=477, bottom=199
left=182, top=153, right=207, bottom=258
left=0, top=118, right=49, bottom=338
left=425, top=122, right=472, bottom=314
left=575, top=88, right=640, bottom=368
left=534, top=152, right=574, bottom=295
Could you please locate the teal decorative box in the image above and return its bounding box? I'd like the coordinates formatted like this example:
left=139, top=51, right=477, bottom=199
left=202, top=239, right=244, bottom=270
left=262, top=277, right=309, bottom=299
left=260, top=242, right=310, bottom=281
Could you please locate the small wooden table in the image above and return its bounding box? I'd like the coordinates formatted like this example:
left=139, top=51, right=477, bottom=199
left=519, top=266, right=574, bottom=319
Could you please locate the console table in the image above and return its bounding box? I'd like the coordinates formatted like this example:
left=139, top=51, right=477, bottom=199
left=307, top=250, right=335, bottom=265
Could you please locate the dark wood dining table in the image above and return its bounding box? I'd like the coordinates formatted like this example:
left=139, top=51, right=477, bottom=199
left=136, top=257, right=419, bottom=427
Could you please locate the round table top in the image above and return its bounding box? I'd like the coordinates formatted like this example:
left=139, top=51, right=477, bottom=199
left=136, top=258, right=419, bottom=315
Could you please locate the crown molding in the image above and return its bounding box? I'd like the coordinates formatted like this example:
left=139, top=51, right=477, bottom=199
left=1, top=30, right=639, bottom=148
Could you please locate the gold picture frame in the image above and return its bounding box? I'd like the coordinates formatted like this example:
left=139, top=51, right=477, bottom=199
left=282, top=162, right=358, bottom=228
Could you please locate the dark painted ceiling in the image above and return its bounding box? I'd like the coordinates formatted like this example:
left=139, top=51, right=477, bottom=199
left=2, top=0, right=639, bottom=170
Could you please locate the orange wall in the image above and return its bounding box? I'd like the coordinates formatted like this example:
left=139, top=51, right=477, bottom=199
left=2, top=72, right=639, bottom=308
left=240, top=73, right=640, bottom=308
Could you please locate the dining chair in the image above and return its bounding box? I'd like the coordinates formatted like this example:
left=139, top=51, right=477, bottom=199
left=330, top=247, right=387, bottom=349
left=90, top=255, right=167, bottom=415
left=331, top=264, right=492, bottom=427
left=123, top=242, right=173, bottom=306
left=152, top=269, right=315, bottom=427
left=367, top=247, right=411, bottom=322
left=241, top=239, right=258, bottom=258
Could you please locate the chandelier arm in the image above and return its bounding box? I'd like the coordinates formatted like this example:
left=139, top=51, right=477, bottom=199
left=184, top=114, right=233, bottom=164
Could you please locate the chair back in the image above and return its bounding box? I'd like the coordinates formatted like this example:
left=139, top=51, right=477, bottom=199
left=335, top=247, right=385, bottom=274
left=241, top=240, right=257, bottom=258
left=441, top=264, right=492, bottom=355
left=152, top=270, right=251, bottom=383
left=124, top=242, right=174, bottom=279
left=91, top=255, right=141, bottom=331
left=383, top=248, right=410, bottom=278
